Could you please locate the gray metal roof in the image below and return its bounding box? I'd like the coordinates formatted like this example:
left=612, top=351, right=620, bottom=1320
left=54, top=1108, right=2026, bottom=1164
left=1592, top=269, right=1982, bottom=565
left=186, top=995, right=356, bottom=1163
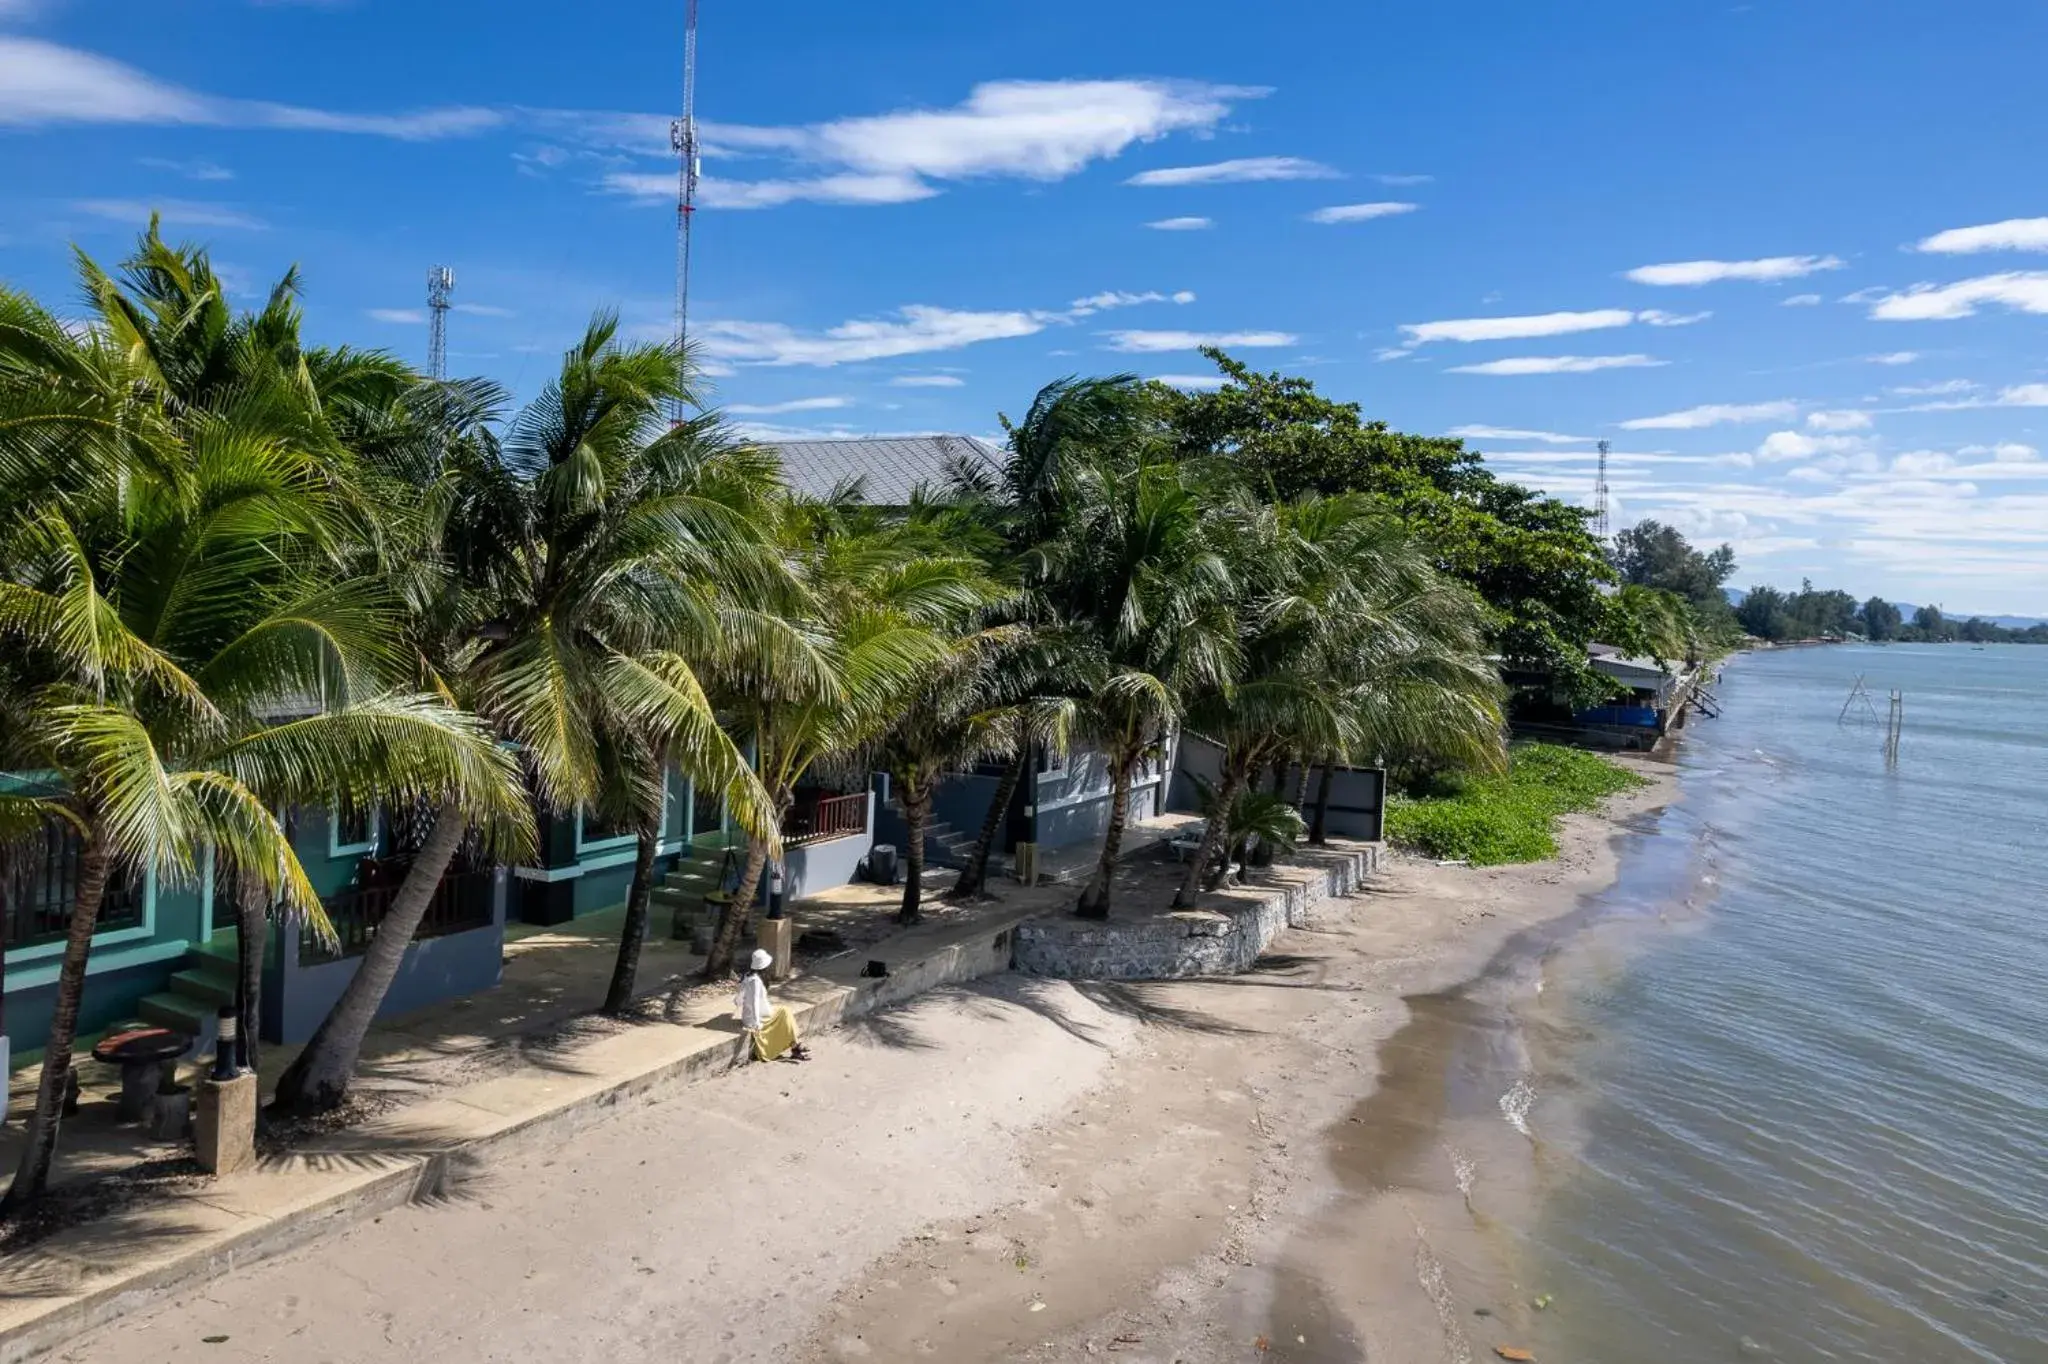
left=766, top=435, right=1004, bottom=506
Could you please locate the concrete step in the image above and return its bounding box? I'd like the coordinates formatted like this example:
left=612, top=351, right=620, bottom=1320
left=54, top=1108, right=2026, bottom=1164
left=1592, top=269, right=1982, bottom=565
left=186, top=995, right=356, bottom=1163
left=662, top=872, right=718, bottom=894
left=167, top=969, right=236, bottom=1008
left=137, top=991, right=213, bottom=1036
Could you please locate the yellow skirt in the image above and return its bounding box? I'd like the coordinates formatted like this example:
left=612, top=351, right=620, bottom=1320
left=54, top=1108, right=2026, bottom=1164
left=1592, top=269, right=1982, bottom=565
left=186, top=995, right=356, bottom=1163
left=750, top=1006, right=799, bottom=1062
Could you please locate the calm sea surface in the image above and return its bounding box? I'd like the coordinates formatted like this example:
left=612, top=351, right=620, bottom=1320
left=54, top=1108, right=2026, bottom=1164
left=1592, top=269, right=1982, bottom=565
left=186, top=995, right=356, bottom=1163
left=1517, top=643, right=2048, bottom=1362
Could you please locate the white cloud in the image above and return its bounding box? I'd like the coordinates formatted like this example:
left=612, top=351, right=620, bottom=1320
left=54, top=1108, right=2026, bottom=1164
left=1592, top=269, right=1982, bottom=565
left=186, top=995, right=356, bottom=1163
left=1067, top=289, right=1195, bottom=316
left=73, top=198, right=267, bottom=230
left=1305, top=201, right=1418, bottom=224
left=888, top=374, right=965, bottom=388
left=1998, top=383, right=2048, bottom=405
left=453, top=302, right=514, bottom=318
left=1125, top=155, right=1338, bottom=187
left=368, top=308, right=426, bottom=324
left=1151, top=374, right=1229, bottom=390
left=1914, top=217, right=2048, bottom=255
left=139, top=156, right=233, bottom=181
left=1103, top=329, right=1297, bottom=353
left=1868, top=272, right=2048, bottom=320
left=1891, top=379, right=1976, bottom=397
left=1620, top=400, right=1798, bottom=430
left=1639, top=309, right=1712, bottom=327
left=700, top=305, right=1047, bottom=367
left=1891, top=450, right=1954, bottom=476
left=1866, top=351, right=1919, bottom=365
left=1372, top=173, right=1433, bottom=186
left=1624, top=255, right=1845, bottom=286
left=1447, top=354, right=1664, bottom=376
left=1446, top=425, right=1593, bottom=444
left=1756, top=429, right=1866, bottom=462
left=0, top=36, right=502, bottom=138
left=1807, top=409, right=1874, bottom=432
left=1400, top=308, right=1636, bottom=345
left=1781, top=293, right=1823, bottom=307
left=1146, top=216, right=1212, bottom=231
left=591, top=79, right=1257, bottom=208
left=723, top=396, right=853, bottom=415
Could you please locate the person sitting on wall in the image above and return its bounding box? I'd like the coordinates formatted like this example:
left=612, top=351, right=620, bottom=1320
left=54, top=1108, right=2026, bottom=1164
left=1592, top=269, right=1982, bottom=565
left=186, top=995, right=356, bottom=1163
left=737, top=948, right=809, bottom=1062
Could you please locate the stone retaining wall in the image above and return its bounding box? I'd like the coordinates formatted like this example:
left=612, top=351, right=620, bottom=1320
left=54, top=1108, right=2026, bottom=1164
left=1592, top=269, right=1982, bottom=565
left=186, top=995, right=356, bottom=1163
left=1011, top=841, right=1379, bottom=981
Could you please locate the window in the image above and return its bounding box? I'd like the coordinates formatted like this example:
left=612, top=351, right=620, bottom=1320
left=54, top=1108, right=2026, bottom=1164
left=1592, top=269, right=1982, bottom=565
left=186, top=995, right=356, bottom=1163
left=2, top=829, right=147, bottom=949
left=330, top=805, right=380, bottom=857
left=577, top=808, right=637, bottom=849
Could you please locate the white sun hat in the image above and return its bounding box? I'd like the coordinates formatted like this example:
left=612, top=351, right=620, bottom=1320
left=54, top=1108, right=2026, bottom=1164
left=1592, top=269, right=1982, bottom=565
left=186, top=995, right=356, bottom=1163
left=749, top=948, right=774, bottom=972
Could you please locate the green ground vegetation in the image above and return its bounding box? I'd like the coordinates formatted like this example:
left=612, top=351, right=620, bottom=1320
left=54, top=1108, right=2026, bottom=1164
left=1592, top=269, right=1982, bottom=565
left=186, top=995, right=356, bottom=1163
left=1385, top=742, right=1646, bottom=865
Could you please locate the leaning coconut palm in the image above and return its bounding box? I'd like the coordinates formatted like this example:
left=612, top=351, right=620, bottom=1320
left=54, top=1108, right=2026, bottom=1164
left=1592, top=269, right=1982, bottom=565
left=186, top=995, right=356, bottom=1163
left=273, top=318, right=783, bottom=1106
left=1170, top=495, right=1500, bottom=905
left=0, top=425, right=530, bottom=1212
left=1056, top=451, right=1237, bottom=919
left=700, top=494, right=998, bottom=975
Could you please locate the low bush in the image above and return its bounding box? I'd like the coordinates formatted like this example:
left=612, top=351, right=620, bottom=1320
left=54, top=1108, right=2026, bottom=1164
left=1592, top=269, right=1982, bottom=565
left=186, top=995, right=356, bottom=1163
left=1384, top=742, right=1646, bottom=865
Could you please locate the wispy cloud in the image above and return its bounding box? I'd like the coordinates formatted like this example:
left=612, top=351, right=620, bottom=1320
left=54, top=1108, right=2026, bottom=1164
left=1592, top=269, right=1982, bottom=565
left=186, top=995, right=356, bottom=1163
left=1782, top=293, right=1823, bottom=307
left=0, top=36, right=502, bottom=139
left=1103, top=329, right=1297, bottom=353
left=1868, top=272, right=2048, bottom=321
left=1624, top=255, right=1845, bottom=286
left=1756, top=429, right=1868, bottom=462
left=1890, top=379, right=1976, bottom=397
left=1150, top=373, right=1230, bottom=390
left=1447, top=354, right=1663, bottom=375
left=1401, top=308, right=1636, bottom=345
left=1914, top=217, right=2048, bottom=254
left=1446, top=425, right=1593, bottom=444
left=1146, top=216, right=1212, bottom=231
left=73, top=198, right=266, bottom=230
left=368, top=308, right=426, bottom=324
left=1305, top=201, right=1417, bottom=225
left=1067, top=289, right=1195, bottom=316
left=1125, top=155, right=1338, bottom=187
left=723, top=396, right=852, bottom=415
left=699, top=305, right=1046, bottom=367
left=138, top=156, right=233, bottom=181
left=1371, top=173, right=1433, bottom=186
left=1807, top=409, right=1874, bottom=432
left=888, top=374, right=965, bottom=388
left=1620, top=401, right=1798, bottom=430
left=1639, top=309, right=1712, bottom=327
left=598, top=80, right=1260, bottom=208
left=1866, top=350, right=1919, bottom=365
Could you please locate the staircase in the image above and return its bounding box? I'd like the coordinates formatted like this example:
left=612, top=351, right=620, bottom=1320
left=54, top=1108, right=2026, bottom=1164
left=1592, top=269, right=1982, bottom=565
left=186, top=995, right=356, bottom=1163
left=654, top=839, right=741, bottom=941
left=137, top=937, right=238, bottom=1046
left=923, top=820, right=980, bottom=870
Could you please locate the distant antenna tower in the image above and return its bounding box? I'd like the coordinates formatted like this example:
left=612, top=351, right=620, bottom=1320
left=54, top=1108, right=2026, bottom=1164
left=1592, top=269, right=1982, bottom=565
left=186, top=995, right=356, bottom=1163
left=668, top=0, right=702, bottom=422
left=1593, top=438, right=1612, bottom=540
left=426, top=266, right=454, bottom=380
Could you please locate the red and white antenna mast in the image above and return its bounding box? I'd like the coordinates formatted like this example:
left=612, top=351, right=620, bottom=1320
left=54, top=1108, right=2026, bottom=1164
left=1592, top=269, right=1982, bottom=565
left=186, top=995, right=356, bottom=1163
left=669, top=0, right=701, bottom=423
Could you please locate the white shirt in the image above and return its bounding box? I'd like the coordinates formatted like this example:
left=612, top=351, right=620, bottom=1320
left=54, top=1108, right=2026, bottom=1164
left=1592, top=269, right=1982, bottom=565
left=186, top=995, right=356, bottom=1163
left=736, top=973, right=771, bottom=1031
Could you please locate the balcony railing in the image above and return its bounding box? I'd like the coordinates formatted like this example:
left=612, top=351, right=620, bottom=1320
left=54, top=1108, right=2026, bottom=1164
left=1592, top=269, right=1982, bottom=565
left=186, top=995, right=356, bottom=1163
left=781, top=791, right=868, bottom=847
left=303, top=865, right=496, bottom=964
left=2, top=828, right=146, bottom=949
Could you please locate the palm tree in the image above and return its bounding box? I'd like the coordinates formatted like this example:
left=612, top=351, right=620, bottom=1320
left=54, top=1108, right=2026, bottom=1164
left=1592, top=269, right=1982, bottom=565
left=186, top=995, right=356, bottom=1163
left=1056, top=451, right=1237, bottom=919
left=273, top=318, right=783, bottom=1107
left=1171, top=495, right=1502, bottom=904
left=0, top=293, right=531, bottom=1209
left=699, top=493, right=994, bottom=975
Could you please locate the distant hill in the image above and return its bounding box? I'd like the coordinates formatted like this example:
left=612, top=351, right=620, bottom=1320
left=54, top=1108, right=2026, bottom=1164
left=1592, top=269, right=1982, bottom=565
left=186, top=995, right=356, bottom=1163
left=1721, top=586, right=2045, bottom=629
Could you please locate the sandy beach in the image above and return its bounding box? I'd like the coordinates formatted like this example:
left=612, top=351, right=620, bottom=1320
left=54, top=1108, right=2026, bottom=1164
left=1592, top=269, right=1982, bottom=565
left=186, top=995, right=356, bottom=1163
left=58, top=759, right=1673, bottom=1364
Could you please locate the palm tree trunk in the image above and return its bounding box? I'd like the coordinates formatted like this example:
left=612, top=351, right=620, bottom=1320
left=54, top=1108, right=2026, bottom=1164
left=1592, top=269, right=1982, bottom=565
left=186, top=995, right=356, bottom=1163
left=3, top=833, right=110, bottom=1216
left=1173, top=753, right=1246, bottom=908
left=1293, top=761, right=1313, bottom=808
left=271, top=800, right=466, bottom=1117
left=703, top=835, right=770, bottom=978
left=953, top=740, right=1026, bottom=899
left=898, top=781, right=930, bottom=926
left=602, top=805, right=664, bottom=1015
left=1309, top=762, right=1335, bottom=845
left=1075, top=748, right=1138, bottom=920
left=236, top=894, right=266, bottom=1080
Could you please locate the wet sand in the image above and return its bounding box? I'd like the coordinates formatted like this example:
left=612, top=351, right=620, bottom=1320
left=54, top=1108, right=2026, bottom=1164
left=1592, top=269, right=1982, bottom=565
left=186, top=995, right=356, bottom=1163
left=801, top=757, right=1676, bottom=1363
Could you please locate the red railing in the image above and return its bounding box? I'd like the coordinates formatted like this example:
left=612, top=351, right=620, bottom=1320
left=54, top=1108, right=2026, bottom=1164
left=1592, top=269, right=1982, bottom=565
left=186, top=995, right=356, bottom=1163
left=304, top=867, right=495, bottom=963
left=782, top=792, right=868, bottom=847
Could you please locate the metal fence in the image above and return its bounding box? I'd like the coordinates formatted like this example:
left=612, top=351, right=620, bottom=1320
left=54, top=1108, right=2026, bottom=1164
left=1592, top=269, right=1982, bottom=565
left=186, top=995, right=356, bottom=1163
left=782, top=791, right=868, bottom=847
left=303, top=865, right=496, bottom=964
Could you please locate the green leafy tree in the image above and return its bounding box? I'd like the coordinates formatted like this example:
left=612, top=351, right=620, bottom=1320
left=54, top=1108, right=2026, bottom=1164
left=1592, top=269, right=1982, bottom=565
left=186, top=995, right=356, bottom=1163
left=1860, top=596, right=1903, bottom=641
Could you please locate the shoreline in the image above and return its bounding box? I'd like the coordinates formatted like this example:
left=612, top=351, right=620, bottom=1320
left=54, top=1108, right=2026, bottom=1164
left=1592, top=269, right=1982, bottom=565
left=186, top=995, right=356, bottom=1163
left=796, top=754, right=1680, bottom=1362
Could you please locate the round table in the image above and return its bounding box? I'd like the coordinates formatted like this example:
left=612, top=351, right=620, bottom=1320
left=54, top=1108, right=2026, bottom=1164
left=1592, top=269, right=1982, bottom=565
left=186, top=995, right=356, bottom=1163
left=92, top=1028, right=192, bottom=1121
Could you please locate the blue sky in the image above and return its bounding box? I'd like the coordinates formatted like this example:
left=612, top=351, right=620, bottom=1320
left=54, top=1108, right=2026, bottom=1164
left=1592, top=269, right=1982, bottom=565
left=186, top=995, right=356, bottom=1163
left=5, top=1, right=2048, bottom=612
